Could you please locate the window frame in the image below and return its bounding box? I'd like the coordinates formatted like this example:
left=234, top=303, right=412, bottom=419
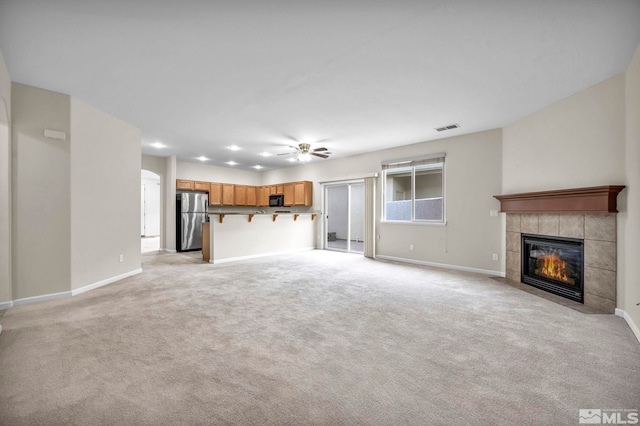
left=382, top=161, right=446, bottom=225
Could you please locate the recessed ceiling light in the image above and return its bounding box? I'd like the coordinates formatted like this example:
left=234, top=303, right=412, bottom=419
left=151, top=142, right=166, bottom=149
left=196, top=156, right=209, bottom=161
left=253, top=165, right=263, bottom=170
left=259, top=152, right=272, bottom=157
left=226, top=161, right=238, bottom=166
left=287, top=158, right=296, bottom=162
left=227, top=145, right=241, bottom=151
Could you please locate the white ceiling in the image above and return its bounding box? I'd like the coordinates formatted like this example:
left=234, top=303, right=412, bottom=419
left=1, top=0, right=639, bottom=170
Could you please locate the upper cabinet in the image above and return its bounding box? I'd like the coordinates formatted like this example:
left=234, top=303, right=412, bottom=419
left=177, top=179, right=313, bottom=207
left=282, top=181, right=312, bottom=206
left=293, top=181, right=313, bottom=206
left=222, top=184, right=235, bottom=206
left=234, top=185, right=247, bottom=206
left=194, top=181, right=210, bottom=192
left=258, top=186, right=269, bottom=207
left=176, top=179, right=211, bottom=192
left=247, top=186, right=257, bottom=207
left=283, top=183, right=294, bottom=206
left=209, top=183, right=222, bottom=205
left=176, top=179, right=194, bottom=190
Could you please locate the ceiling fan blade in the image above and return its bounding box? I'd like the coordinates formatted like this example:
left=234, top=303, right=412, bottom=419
left=277, top=152, right=293, bottom=156
left=313, top=147, right=328, bottom=152
left=311, top=153, right=329, bottom=159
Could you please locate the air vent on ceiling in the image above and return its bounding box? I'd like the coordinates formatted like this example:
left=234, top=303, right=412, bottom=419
left=435, top=123, right=460, bottom=132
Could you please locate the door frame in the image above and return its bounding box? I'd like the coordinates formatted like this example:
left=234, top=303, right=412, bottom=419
left=322, top=179, right=364, bottom=253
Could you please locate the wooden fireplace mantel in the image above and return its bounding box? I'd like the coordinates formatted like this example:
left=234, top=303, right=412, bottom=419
left=494, top=185, right=625, bottom=213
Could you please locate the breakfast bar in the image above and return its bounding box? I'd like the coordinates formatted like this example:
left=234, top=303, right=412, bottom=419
left=204, top=212, right=317, bottom=263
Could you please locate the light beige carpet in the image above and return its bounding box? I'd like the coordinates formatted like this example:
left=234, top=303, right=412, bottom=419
left=0, top=250, right=638, bottom=425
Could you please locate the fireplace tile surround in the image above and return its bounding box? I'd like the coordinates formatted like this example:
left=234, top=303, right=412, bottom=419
left=505, top=213, right=617, bottom=313
left=496, top=186, right=624, bottom=314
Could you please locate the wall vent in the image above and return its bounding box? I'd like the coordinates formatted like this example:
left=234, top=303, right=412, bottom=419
left=434, top=123, right=460, bottom=132
left=44, top=129, right=66, bottom=140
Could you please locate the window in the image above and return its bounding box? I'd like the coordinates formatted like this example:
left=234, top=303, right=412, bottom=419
left=382, top=153, right=445, bottom=223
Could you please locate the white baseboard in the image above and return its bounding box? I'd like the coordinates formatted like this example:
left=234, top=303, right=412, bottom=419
left=71, top=268, right=143, bottom=296
left=162, top=248, right=177, bottom=253
left=1, top=268, right=144, bottom=310
left=0, top=300, right=14, bottom=310
left=13, top=290, right=72, bottom=307
left=615, top=308, right=640, bottom=344
left=212, top=247, right=316, bottom=264
left=375, top=254, right=505, bottom=277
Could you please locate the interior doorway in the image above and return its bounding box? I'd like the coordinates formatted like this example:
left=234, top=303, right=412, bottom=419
left=324, top=181, right=364, bottom=253
left=141, top=170, right=160, bottom=252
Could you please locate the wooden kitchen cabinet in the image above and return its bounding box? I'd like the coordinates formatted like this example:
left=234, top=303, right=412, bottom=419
left=194, top=181, right=210, bottom=192
left=257, top=186, right=269, bottom=206
left=234, top=185, right=247, bottom=206
left=176, top=179, right=194, bottom=190
left=179, top=179, right=312, bottom=207
left=222, top=184, right=235, bottom=205
left=246, top=186, right=257, bottom=206
left=283, top=183, right=294, bottom=206
left=209, top=183, right=222, bottom=205
left=202, top=222, right=210, bottom=262
left=294, top=181, right=313, bottom=206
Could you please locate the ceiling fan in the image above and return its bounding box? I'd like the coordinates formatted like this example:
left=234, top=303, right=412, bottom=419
left=277, top=143, right=332, bottom=162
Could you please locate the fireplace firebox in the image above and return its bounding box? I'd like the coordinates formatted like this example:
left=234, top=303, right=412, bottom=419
left=521, top=234, right=584, bottom=303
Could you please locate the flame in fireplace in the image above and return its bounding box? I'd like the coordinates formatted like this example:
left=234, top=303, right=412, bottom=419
left=539, top=253, right=569, bottom=282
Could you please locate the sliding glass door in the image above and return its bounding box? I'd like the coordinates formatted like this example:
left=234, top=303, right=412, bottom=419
left=325, top=182, right=364, bottom=253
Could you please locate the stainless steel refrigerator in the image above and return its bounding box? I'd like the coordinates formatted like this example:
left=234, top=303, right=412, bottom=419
left=176, top=192, right=208, bottom=252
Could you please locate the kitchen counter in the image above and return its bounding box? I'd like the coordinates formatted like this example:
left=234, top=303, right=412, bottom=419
left=204, top=212, right=318, bottom=263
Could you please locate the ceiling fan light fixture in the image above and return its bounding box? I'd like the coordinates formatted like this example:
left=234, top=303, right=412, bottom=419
left=298, top=152, right=311, bottom=162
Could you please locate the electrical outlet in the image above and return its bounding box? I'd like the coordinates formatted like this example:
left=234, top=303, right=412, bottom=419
left=409, top=244, right=414, bottom=251
left=490, top=210, right=499, bottom=217
left=119, top=254, right=124, bottom=263
left=492, top=253, right=499, bottom=261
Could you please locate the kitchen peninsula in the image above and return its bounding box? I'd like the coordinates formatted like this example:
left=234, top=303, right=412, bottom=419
left=176, top=178, right=318, bottom=263
left=204, top=212, right=317, bottom=263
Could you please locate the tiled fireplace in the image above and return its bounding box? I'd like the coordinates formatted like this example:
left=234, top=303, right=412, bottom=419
left=505, top=213, right=616, bottom=312
left=496, top=186, right=625, bottom=314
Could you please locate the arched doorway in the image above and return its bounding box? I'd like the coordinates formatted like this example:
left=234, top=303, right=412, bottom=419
left=141, top=169, right=161, bottom=252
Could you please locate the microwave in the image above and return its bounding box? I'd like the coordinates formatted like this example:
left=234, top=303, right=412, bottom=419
left=269, top=194, right=284, bottom=207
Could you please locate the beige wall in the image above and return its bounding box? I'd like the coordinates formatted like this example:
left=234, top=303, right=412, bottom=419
left=623, top=43, right=640, bottom=331
left=11, top=83, right=71, bottom=299
left=177, top=160, right=261, bottom=186
left=502, top=74, right=626, bottom=193
left=70, top=98, right=141, bottom=291
left=0, top=50, right=10, bottom=304
left=502, top=69, right=635, bottom=321
left=263, top=129, right=504, bottom=273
